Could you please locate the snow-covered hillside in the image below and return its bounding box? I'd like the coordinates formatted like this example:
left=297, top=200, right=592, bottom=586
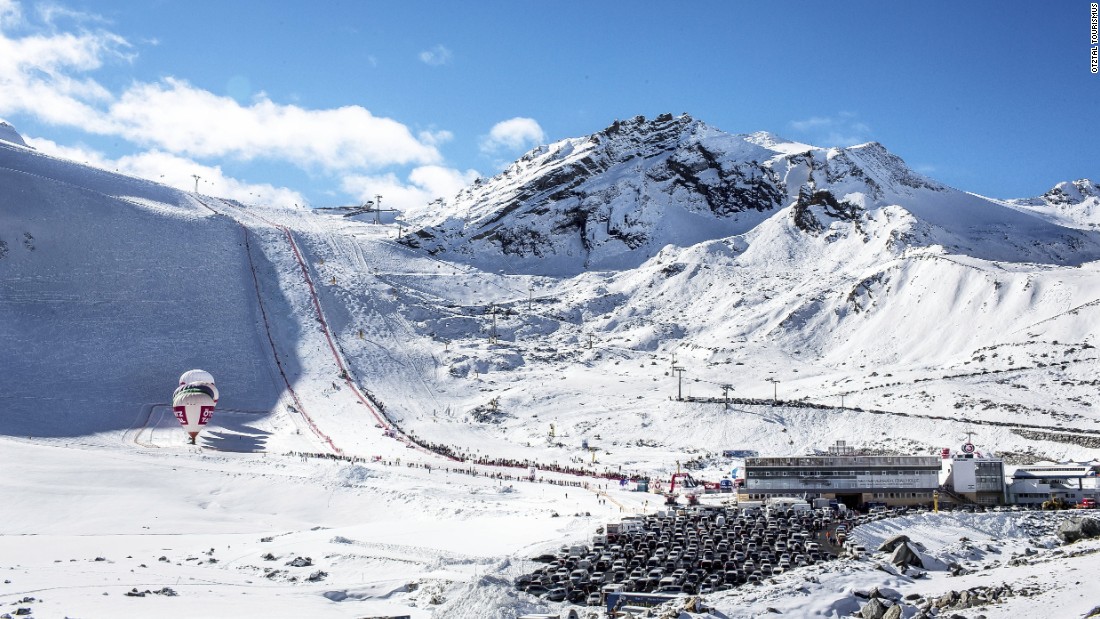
left=3, top=116, right=1100, bottom=618
left=0, top=133, right=285, bottom=437
left=401, top=114, right=1100, bottom=274
left=1004, top=178, right=1100, bottom=230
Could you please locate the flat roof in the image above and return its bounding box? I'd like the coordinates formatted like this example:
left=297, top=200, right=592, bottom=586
left=747, top=455, right=941, bottom=467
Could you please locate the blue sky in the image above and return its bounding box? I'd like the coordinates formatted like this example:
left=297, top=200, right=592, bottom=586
left=0, top=0, right=1097, bottom=208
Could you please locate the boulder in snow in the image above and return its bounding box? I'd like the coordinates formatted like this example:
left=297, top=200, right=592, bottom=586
left=1055, top=517, right=1100, bottom=544
left=889, top=541, right=924, bottom=569
left=859, top=597, right=889, bottom=619
left=878, top=534, right=910, bottom=553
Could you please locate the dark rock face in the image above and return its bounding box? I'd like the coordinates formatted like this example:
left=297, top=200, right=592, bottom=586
left=656, top=144, right=786, bottom=217
left=1056, top=517, right=1100, bottom=543
left=403, top=114, right=803, bottom=271
left=474, top=115, right=787, bottom=260
left=792, top=187, right=862, bottom=233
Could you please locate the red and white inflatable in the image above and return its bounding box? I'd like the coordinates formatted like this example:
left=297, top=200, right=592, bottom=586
left=172, top=369, right=219, bottom=444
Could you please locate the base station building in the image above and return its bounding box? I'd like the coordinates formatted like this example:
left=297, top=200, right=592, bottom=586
left=739, top=452, right=941, bottom=509
left=738, top=440, right=1007, bottom=509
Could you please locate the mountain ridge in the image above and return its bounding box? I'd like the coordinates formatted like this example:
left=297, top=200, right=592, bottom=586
left=400, top=114, right=1099, bottom=275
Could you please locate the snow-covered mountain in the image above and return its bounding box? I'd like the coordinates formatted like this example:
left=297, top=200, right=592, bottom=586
left=4, top=116, right=1100, bottom=618
left=1005, top=178, right=1100, bottom=230
left=4, top=114, right=1100, bottom=448
left=402, top=114, right=1100, bottom=274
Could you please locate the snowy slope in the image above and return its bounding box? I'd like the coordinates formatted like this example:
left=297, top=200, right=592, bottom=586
left=0, top=135, right=285, bottom=437
left=4, top=117, right=1100, bottom=618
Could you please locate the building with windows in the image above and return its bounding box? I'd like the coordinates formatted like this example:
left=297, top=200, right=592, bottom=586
left=738, top=453, right=942, bottom=510
left=939, top=452, right=1006, bottom=505
left=929, top=440, right=1007, bottom=506
left=1006, top=462, right=1100, bottom=506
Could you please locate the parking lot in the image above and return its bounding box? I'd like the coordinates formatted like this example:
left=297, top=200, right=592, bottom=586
left=514, top=503, right=879, bottom=606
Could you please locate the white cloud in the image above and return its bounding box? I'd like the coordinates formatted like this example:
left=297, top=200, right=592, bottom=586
left=418, top=128, right=453, bottom=146
left=107, top=78, right=441, bottom=170
left=341, top=165, right=479, bottom=213
left=788, top=112, right=872, bottom=147
left=0, top=10, right=128, bottom=126
left=27, top=135, right=307, bottom=206
left=418, top=44, right=452, bottom=66
left=480, top=117, right=546, bottom=155
left=37, top=3, right=109, bottom=26
left=0, top=2, right=447, bottom=179
left=24, top=135, right=111, bottom=167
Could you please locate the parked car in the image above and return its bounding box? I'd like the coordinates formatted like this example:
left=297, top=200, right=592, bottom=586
left=524, top=584, right=549, bottom=596
left=545, top=586, right=566, bottom=601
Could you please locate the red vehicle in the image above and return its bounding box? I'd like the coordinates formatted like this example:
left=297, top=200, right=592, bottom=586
left=664, top=473, right=703, bottom=505
left=1079, top=498, right=1097, bottom=509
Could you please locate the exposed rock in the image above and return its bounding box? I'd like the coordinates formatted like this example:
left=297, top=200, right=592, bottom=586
left=1056, top=517, right=1100, bottom=543
left=860, top=597, right=888, bottom=619
left=878, top=534, right=911, bottom=553
left=404, top=114, right=961, bottom=274
left=889, top=541, right=925, bottom=568
left=285, top=556, right=313, bottom=567
left=936, top=591, right=959, bottom=608
left=882, top=605, right=903, bottom=619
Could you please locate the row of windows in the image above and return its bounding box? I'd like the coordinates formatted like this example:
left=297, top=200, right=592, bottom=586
left=1018, top=467, right=1092, bottom=473
left=1013, top=492, right=1084, bottom=499
left=740, top=491, right=935, bottom=501
left=751, top=470, right=928, bottom=477
left=749, top=457, right=939, bottom=466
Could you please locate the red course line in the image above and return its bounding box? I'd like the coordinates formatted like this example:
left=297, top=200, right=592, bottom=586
left=278, top=227, right=391, bottom=430
left=196, top=197, right=342, bottom=455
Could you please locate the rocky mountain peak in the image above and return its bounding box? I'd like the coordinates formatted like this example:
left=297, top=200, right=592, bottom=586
left=1043, top=179, right=1100, bottom=205
left=0, top=120, right=28, bottom=148
left=400, top=115, right=1091, bottom=275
